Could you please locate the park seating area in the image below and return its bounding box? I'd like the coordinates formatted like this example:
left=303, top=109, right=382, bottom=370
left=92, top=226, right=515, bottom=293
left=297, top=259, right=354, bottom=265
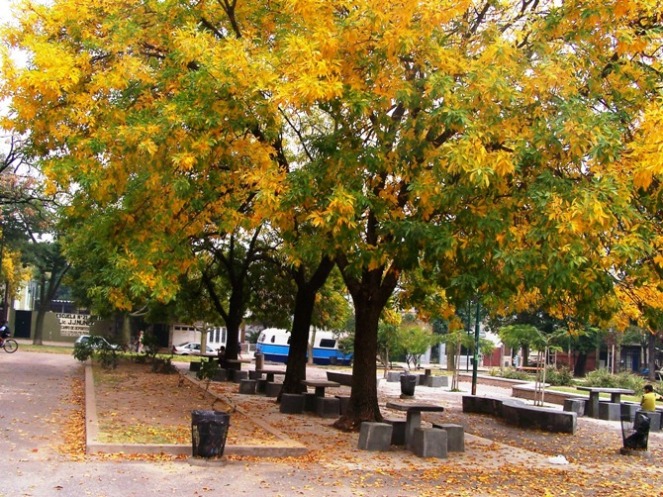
left=463, top=395, right=577, bottom=434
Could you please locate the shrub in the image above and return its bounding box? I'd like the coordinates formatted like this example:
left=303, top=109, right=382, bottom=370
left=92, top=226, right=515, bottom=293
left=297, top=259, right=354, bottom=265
left=544, top=366, right=574, bottom=386
left=196, top=360, right=220, bottom=389
left=584, top=368, right=617, bottom=388
left=584, top=369, right=645, bottom=394
left=72, top=336, right=118, bottom=369
left=497, top=367, right=532, bottom=381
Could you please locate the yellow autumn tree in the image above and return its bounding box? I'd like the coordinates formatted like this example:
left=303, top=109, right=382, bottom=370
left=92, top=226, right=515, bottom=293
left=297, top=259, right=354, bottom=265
left=2, top=0, right=662, bottom=428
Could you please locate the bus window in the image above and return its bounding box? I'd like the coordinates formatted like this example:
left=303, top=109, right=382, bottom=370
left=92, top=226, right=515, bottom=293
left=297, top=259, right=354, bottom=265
left=319, top=339, right=336, bottom=348
left=270, top=335, right=276, bottom=343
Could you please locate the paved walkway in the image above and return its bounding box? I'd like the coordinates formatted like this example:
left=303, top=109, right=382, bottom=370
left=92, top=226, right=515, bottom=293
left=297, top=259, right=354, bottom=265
left=2, top=350, right=661, bottom=497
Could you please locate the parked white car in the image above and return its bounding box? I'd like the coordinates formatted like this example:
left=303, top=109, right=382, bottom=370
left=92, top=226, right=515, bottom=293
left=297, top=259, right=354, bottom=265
left=171, top=342, right=216, bottom=356
left=75, top=334, right=120, bottom=350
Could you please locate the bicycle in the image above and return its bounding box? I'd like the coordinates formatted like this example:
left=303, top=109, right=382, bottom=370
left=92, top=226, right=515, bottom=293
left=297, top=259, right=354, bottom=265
left=1, top=337, right=18, bottom=353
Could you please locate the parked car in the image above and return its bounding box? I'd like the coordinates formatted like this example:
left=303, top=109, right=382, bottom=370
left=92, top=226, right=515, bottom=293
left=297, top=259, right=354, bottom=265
left=75, top=334, right=121, bottom=350
left=171, top=342, right=216, bottom=356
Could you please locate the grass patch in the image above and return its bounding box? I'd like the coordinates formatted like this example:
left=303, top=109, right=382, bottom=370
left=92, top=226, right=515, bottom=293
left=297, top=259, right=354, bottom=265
left=17, top=344, right=73, bottom=354
left=97, top=422, right=188, bottom=445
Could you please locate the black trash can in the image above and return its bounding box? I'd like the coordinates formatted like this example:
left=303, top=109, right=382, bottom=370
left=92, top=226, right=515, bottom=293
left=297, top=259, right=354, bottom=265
left=191, top=410, right=230, bottom=458
left=400, top=374, right=417, bottom=397
left=621, top=411, right=650, bottom=454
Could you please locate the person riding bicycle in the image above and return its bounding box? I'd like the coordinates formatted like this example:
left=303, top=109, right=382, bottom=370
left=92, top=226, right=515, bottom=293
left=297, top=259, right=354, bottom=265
left=0, top=320, right=10, bottom=347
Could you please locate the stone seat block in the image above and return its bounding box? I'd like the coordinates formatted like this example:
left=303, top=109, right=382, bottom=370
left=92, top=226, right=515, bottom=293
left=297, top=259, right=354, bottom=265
left=384, top=417, right=407, bottom=446
left=638, top=410, right=662, bottom=432
left=621, top=402, right=639, bottom=422
left=563, top=398, right=586, bottom=417
left=232, top=370, right=249, bottom=383
left=432, top=423, right=464, bottom=452
left=238, top=379, right=256, bottom=394
left=255, top=379, right=267, bottom=394
left=335, top=395, right=351, bottom=415
left=214, top=369, right=228, bottom=382
left=386, top=371, right=402, bottom=382
left=426, top=376, right=449, bottom=388
left=599, top=402, right=621, bottom=422
left=280, top=393, right=305, bottom=414
left=304, top=393, right=317, bottom=412
left=411, top=427, right=447, bottom=459
left=358, top=422, right=393, bottom=451
left=264, top=381, right=282, bottom=398
left=316, top=397, right=340, bottom=418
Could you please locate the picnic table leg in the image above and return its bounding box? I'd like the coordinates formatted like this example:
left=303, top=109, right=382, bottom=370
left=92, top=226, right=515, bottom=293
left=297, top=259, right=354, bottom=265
left=587, top=392, right=600, bottom=418
left=314, top=387, right=326, bottom=397
left=610, top=393, right=622, bottom=404
left=404, top=411, right=422, bottom=450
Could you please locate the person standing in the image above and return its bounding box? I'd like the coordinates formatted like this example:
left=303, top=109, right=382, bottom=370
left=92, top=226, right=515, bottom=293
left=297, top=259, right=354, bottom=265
left=136, top=330, right=144, bottom=353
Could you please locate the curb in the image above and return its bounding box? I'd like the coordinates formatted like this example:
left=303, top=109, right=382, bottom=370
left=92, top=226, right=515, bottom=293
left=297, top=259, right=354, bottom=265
left=85, top=362, right=308, bottom=458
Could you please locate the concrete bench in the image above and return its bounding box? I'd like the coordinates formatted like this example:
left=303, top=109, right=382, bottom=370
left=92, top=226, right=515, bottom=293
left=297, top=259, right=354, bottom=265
left=501, top=399, right=577, bottom=434
left=462, top=396, right=508, bottom=416
left=326, top=371, right=353, bottom=387
left=463, top=395, right=576, bottom=434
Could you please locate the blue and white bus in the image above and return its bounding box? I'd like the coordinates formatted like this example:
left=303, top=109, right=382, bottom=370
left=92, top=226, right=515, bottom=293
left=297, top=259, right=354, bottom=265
left=255, top=328, right=352, bottom=365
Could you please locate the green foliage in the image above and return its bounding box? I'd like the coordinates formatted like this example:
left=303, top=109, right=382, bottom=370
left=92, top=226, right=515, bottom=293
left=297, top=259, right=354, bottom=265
left=544, top=366, right=575, bottom=387
left=73, top=341, right=93, bottom=362
left=489, top=367, right=532, bottom=381
left=151, top=357, right=175, bottom=374
left=72, top=336, right=118, bottom=369
left=400, top=323, right=438, bottom=369
left=498, top=324, right=540, bottom=350
left=141, top=331, right=160, bottom=360
left=584, top=369, right=646, bottom=394
left=377, top=322, right=403, bottom=369
left=196, top=359, right=220, bottom=383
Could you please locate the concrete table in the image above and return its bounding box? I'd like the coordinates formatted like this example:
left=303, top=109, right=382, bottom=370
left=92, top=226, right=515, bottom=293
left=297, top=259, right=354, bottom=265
left=385, top=400, right=445, bottom=449
left=576, top=386, right=634, bottom=418
left=301, top=380, right=341, bottom=397
left=256, top=368, right=286, bottom=382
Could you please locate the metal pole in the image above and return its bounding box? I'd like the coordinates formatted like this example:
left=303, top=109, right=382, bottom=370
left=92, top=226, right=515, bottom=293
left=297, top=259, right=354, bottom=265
left=471, top=299, right=480, bottom=395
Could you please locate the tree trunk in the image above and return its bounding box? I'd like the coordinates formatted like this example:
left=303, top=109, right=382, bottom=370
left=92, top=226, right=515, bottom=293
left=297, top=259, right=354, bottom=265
left=33, top=305, right=45, bottom=345
left=121, top=314, right=131, bottom=347
left=574, top=352, right=587, bottom=377
left=648, top=332, right=656, bottom=381
left=280, top=258, right=335, bottom=400
left=333, top=299, right=382, bottom=431
left=334, top=222, right=400, bottom=431
left=281, top=287, right=316, bottom=397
